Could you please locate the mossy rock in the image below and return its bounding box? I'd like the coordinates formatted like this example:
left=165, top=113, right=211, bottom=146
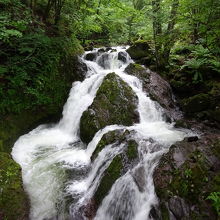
left=125, top=63, right=150, bottom=82
left=93, top=155, right=123, bottom=206
left=180, top=93, right=211, bottom=113
left=92, top=131, right=139, bottom=207
left=80, top=73, right=138, bottom=143
left=91, top=129, right=129, bottom=161
left=91, top=129, right=139, bottom=162
left=126, top=40, right=151, bottom=60
left=126, top=139, right=138, bottom=160
left=154, top=135, right=220, bottom=219
left=0, top=152, right=29, bottom=220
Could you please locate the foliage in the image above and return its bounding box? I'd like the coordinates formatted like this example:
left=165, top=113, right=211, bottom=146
left=207, top=192, right=220, bottom=216
left=0, top=0, right=220, bottom=112
left=0, top=0, right=82, bottom=114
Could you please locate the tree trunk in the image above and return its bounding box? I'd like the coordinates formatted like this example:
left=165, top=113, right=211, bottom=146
left=152, top=0, right=162, bottom=69
left=163, top=0, right=179, bottom=65
left=152, top=0, right=179, bottom=69
left=44, top=0, right=53, bottom=22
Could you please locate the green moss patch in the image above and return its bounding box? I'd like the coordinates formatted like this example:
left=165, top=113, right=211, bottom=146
left=80, top=73, right=138, bottom=143
left=0, top=152, right=29, bottom=220
left=126, top=140, right=138, bottom=160
left=94, top=155, right=123, bottom=206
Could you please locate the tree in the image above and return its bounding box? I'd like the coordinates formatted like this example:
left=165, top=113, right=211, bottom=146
left=151, top=0, right=179, bottom=69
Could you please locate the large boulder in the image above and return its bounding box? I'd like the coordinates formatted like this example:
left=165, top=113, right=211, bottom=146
left=0, top=152, right=29, bottom=220
left=125, top=63, right=181, bottom=121
left=92, top=129, right=139, bottom=206
left=80, top=73, right=139, bottom=143
left=126, top=40, right=151, bottom=60
left=180, top=93, right=211, bottom=113
left=78, top=129, right=139, bottom=219
left=153, top=128, right=220, bottom=219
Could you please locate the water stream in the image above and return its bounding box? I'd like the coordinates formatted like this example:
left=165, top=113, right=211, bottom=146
left=12, top=46, right=190, bottom=220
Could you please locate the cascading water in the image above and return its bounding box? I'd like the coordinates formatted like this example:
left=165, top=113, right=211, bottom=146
left=12, top=46, right=191, bottom=220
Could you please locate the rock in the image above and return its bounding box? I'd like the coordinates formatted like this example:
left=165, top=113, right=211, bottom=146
left=168, top=196, right=190, bottom=219
left=98, top=48, right=105, bottom=53
left=92, top=130, right=139, bottom=207
left=0, top=152, right=29, bottom=220
left=118, top=51, right=127, bottom=63
left=174, top=120, right=190, bottom=129
left=91, top=129, right=129, bottom=161
left=125, top=63, right=181, bottom=121
left=110, top=49, right=117, bottom=52
left=154, top=130, right=220, bottom=220
left=136, top=56, right=154, bottom=66
left=180, top=93, right=211, bottom=113
left=97, top=53, right=110, bottom=69
left=186, top=136, right=199, bottom=142
left=93, top=155, right=123, bottom=206
left=126, top=40, right=151, bottom=60
left=125, top=63, right=150, bottom=83
left=80, top=72, right=138, bottom=143
left=85, top=52, right=97, bottom=61
left=72, top=57, right=88, bottom=81
left=131, top=166, right=146, bottom=192
left=105, top=47, right=112, bottom=51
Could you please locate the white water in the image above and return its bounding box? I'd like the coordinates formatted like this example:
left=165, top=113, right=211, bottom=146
left=12, top=46, right=190, bottom=220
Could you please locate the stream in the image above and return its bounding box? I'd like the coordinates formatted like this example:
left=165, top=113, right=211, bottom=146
left=12, top=46, right=191, bottom=220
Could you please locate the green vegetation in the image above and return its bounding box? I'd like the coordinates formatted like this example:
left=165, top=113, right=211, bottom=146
left=126, top=140, right=138, bottom=160
left=207, top=192, right=220, bottom=216
left=0, top=152, right=29, bottom=219
left=80, top=73, right=138, bottom=143
left=94, top=155, right=123, bottom=206
left=0, top=0, right=220, bottom=218
left=1, top=0, right=220, bottom=117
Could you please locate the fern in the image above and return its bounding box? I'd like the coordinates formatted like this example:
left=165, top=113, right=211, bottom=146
left=209, top=59, right=220, bottom=73
left=192, top=45, right=212, bottom=58
left=182, top=58, right=207, bottom=70
left=207, top=192, right=220, bottom=216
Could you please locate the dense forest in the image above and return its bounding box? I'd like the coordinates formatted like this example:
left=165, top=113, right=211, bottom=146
left=0, top=0, right=220, bottom=114
left=0, top=0, right=220, bottom=219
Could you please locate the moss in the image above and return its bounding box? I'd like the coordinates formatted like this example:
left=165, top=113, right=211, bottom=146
left=94, top=155, right=123, bottom=206
left=181, top=93, right=211, bottom=113
left=0, top=152, right=29, bottom=219
left=126, top=40, right=151, bottom=60
left=91, top=130, right=129, bottom=161
left=80, top=73, right=138, bottom=143
left=125, top=63, right=149, bottom=81
left=160, top=203, right=170, bottom=220
left=174, top=120, right=190, bottom=129
left=126, top=140, right=138, bottom=160
left=169, top=155, right=208, bottom=202
left=0, top=108, right=62, bottom=153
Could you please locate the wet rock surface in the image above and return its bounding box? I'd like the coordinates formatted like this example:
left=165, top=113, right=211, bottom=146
left=118, top=51, right=127, bottom=63
left=85, top=52, right=97, bottom=61
left=125, top=63, right=182, bottom=121
left=154, top=123, right=220, bottom=219
left=80, top=72, right=139, bottom=144
left=91, top=129, right=139, bottom=210
left=126, top=40, right=152, bottom=60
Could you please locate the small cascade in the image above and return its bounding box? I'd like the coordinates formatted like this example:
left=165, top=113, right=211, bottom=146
left=12, top=46, right=191, bottom=220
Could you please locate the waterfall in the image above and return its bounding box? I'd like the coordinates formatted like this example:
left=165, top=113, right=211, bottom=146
left=12, top=46, right=190, bottom=220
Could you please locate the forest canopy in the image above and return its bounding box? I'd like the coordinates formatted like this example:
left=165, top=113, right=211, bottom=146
left=0, top=0, right=220, bottom=114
